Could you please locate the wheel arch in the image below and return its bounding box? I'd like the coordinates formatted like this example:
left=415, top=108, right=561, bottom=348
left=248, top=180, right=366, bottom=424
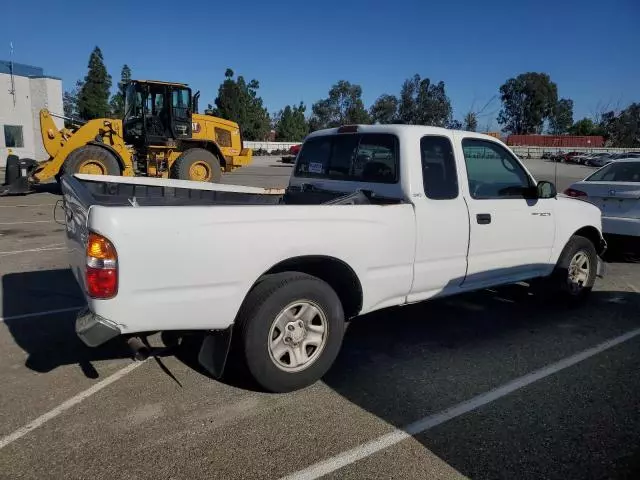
left=256, top=255, right=364, bottom=319
left=573, top=225, right=607, bottom=255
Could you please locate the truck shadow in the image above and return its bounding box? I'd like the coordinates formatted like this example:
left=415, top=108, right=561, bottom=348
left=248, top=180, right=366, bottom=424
left=1, top=269, right=130, bottom=378
left=321, top=285, right=640, bottom=480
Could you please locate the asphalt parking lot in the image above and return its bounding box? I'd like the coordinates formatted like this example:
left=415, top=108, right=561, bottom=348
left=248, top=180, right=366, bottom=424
left=1, top=157, right=639, bottom=480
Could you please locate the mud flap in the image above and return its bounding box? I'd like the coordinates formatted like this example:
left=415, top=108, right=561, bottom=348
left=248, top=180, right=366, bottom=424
left=197, top=327, right=233, bottom=379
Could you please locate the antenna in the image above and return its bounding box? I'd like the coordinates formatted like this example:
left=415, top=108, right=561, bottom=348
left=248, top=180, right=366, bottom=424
left=8, top=41, right=16, bottom=107
left=554, top=147, right=559, bottom=189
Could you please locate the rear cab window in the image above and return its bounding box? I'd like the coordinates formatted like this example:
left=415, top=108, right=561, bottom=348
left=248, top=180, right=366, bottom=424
left=295, top=133, right=399, bottom=184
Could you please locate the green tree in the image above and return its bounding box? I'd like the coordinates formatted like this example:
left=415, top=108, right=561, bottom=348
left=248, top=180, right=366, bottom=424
left=370, top=94, right=399, bottom=124
left=463, top=111, right=478, bottom=131
left=109, top=64, right=132, bottom=118
left=569, top=118, right=597, bottom=136
left=77, top=47, right=112, bottom=120
left=397, top=74, right=452, bottom=126
left=309, top=80, right=370, bottom=129
left=497, top=72, right=558, bottom=134
left=62, top=79, right=84, bottom=127
left=448, top=119, right=463, bottom=129
left=213, top=69, right=271, bottom=140
left=275, top=103, right=308, bottom=141
left=548, top=98, right=574, bottom=134
left=604, top=104, right=640, bottom=147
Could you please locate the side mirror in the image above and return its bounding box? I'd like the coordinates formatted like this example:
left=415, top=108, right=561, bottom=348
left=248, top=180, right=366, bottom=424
left=537, top=181, right=557, bottom=199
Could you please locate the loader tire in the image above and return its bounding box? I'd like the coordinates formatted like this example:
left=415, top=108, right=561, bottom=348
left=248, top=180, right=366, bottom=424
left=63, top=146, right=121, bottom=177
left=171, top=148, right=221, bottom=183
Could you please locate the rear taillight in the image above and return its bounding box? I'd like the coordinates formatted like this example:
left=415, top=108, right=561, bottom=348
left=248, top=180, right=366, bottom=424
left=563, top=188, right=587, bottom=198
left=86, top=232, right=117, bottom=299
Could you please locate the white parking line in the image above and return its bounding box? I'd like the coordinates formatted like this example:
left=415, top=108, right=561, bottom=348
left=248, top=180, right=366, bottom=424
left=0, top=245, right=65, bottom=256
left=0, top=306, right=83, bottom=322
left=281, top=327, right=640, bottom=480
left=0, top=361, right=144, bottom=450
left=0, top=220, right=55, bottom=225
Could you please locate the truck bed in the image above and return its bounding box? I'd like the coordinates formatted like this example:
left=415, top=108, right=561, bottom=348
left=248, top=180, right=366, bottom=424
left=63, top=174, right=402, bottom=207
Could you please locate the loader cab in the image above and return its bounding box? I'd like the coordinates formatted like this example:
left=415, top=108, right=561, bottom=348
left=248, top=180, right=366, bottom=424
left=123, top=80, right=193, bottom=147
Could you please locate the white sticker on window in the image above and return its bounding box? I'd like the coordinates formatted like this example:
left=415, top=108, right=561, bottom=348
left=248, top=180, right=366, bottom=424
left=308, top=162, right=323, bottom=174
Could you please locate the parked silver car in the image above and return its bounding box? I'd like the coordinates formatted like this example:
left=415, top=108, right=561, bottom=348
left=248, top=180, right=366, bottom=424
left=565, top=159, right=640, bottom=251
left=586, top=153, right=614, bottom=167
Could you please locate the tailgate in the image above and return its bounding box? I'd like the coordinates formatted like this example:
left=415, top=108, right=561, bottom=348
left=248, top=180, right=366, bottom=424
left=60, top=175, right=93, bottom=293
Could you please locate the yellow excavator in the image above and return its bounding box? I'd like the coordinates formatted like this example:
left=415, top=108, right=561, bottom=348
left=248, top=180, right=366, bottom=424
left=2, top=80, right=252, bottom=195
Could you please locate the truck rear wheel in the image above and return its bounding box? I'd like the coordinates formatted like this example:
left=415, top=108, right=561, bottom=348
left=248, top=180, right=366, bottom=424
left=63, top=145, right=121, bottom=177
left=234, top=272, right=345, bottom=393
left=171, top=148, right=221, bottom=183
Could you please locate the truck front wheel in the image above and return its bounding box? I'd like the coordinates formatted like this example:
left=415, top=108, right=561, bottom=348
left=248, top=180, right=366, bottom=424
left=545, top=235, right=598, bottom=302
left=234, top=272, right=345, bottom=393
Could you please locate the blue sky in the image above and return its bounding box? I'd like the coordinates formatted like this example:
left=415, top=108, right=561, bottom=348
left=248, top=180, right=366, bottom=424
left=2, top=0, right=638, bottom=129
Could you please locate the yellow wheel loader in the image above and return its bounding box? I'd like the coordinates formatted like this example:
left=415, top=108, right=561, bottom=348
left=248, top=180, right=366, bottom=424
left=2, top=80, right=252, bottom=195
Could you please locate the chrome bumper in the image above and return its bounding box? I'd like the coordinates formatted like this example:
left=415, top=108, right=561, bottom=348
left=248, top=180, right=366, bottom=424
left=76, top=308, right=121, bottom=347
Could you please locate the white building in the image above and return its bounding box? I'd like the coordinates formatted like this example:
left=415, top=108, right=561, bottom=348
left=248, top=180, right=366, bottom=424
left=0, top=60, right=63, bottom=167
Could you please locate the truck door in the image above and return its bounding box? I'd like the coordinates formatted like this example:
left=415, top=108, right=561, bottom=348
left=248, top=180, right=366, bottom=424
left=408, top=135, right=470, bottom=302
left=459, top=137, right=555, bottom=287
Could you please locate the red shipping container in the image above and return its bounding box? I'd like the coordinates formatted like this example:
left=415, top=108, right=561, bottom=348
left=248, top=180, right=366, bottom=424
left=506, top=135, right=604, bottom=148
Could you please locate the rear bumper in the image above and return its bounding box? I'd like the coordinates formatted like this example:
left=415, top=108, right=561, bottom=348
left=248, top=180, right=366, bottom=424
left=76, top=308, right=121, bottom=347
left=602, top=216, right=640, bottom=238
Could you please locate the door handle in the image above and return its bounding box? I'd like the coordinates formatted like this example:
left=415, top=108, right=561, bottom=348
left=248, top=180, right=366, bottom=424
left=476, top=213, right=491, bottom=225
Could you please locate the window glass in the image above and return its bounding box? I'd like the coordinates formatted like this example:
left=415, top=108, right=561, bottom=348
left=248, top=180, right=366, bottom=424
left=586, top=162, right=640, bottom=182
left=4, top=125, right=24, bottom=148
left=420, top=136, right=458, bottom=199
left=462, top=139, right=532, bottom=199
left=295, top=133, right=398, bottom=183
left=171, top=88, right=190, bottom=120
left=154, top=94, right=164, bottom=113
left=172, top=89, right=190, bottom=108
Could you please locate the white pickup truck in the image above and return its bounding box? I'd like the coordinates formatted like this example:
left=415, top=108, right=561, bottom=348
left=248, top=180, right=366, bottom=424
left=62, top=125, right=606, bottom=392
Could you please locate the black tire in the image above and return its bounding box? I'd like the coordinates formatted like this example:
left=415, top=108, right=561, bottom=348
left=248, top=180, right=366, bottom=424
left=4, top=155, right=20, bottom=185
left=170, top=148, right=221, bottom=183
left=234, top=272, right=345, bottom=393
left=63, top=145, right=121, bottom=177
left=546, top=235, right=598, bottom=302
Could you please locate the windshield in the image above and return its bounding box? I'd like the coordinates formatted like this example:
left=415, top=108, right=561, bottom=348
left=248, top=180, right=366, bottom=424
left=295, top=133, right=399, bottom=183
left=124, top=84, right=142, bottom=119
left=586, top=161, right=640, bottom=182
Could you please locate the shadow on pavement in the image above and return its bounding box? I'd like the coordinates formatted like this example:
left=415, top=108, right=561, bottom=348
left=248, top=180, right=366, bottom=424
left=2, top=269, right=130, bottom=378
left=603, top=235, right=640, bottom=264
left=322, top=285, right=640, bottom=480
left=33, top=182, right=62, bottom=195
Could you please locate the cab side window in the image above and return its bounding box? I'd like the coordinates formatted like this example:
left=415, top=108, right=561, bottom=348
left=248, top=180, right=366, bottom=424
left=462, top=139, right=532, bottom=199
left=420, top=136, right=458, bottom=199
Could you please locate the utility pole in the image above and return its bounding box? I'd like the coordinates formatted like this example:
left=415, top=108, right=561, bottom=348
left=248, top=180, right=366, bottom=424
left=9, top=41, right=16, bottom=106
